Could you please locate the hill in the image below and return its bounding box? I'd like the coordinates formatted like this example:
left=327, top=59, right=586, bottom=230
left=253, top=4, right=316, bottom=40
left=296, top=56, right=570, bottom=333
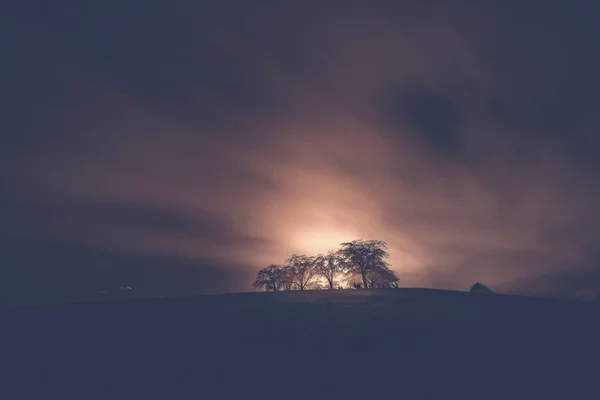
left=5, top=288, right=599, bottom=398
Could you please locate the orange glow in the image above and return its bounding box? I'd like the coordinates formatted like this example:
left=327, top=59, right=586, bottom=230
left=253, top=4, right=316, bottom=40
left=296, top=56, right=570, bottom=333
left=290, top=228, right=357, bottom=255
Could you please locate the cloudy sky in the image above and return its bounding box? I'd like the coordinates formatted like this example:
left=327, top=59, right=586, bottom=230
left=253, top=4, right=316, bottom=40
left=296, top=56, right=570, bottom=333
left=2, top=0, right=600, bottom=303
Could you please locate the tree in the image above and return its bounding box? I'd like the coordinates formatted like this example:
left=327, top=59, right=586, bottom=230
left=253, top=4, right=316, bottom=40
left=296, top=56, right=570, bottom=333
left=339, top=240, right=391, bottom=289
left=253, top=264, right=285, bottom=292
left=366, top=265, right=399, bottom=288
left=286, top=254, right=318, bottom=291
left=280, top=265, right=296, bottom=291
left=315, top=250, right=345, bottom=289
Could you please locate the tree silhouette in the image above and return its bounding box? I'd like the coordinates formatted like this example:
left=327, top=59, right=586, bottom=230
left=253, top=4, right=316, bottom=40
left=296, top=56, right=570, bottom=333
left=339, top=240, right=390, bottom=289
left=366, top=265, right=399, bottom=288
left=280, top=266, right=296, bottom=291
left=251, top=239, right=399, bottom=292
left=316, top=250, right=345, bottom=289
left=286, top=254, right=318, bottom=291
left=253, top=264, right=285, bottom=291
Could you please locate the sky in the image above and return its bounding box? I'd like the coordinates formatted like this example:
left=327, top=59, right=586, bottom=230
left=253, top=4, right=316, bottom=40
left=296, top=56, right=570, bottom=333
left=2, top=0, right=600, bottom=303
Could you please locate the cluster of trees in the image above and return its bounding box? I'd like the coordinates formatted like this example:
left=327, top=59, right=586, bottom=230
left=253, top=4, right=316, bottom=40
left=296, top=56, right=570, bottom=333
left=253, top=240, right=399, bottom=291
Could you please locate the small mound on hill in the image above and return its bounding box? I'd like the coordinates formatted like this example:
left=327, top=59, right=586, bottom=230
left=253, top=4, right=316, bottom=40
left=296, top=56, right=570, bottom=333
left=469, top=282, right=495, bottom=294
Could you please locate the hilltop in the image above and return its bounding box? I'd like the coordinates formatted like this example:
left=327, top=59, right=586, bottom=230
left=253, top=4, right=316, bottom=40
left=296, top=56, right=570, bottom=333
left=5, top=288, right=599, bottom=398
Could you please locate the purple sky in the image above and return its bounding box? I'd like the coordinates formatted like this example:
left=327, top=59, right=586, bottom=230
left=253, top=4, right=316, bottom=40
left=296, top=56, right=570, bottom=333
left=3, top=1, right=600, bottom=303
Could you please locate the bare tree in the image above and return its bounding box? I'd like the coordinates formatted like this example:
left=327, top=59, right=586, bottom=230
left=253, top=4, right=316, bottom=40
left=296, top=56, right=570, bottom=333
left=315, top=250, right=345, bottom=289
left=286, top=254, right=318, bottom=291
left=366, top=265, right=399, bottom=288
left=339, top=240, right=391, bottom=289
left=280, top=265, right=296, bottom=291
left=253, top=240, right=397, bottom=292
left=253, top=264, right=285, bottom=292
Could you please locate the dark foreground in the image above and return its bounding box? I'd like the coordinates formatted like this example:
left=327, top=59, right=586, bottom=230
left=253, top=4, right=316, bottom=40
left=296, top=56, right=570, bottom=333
left=5, top=289, right=600, bottom=399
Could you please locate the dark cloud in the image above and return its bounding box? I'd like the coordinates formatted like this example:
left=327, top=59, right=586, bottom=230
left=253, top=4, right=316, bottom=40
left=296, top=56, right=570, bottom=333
left=472, top=2, right=600, bottom=166
left=0, top=237, right=245, bottom=305
left=3, top=0, right=600, bottom=302
left=48, top=200, right=272, bottom=248
left=385, top=83, right=463, bottom=159
left=506, top=265, right=600, bottom=300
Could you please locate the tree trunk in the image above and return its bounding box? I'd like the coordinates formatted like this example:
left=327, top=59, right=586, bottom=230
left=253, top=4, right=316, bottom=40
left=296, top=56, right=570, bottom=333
left=361, top=270, right=368, bottom=289
left=328, top=279, right=334, bottom=290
